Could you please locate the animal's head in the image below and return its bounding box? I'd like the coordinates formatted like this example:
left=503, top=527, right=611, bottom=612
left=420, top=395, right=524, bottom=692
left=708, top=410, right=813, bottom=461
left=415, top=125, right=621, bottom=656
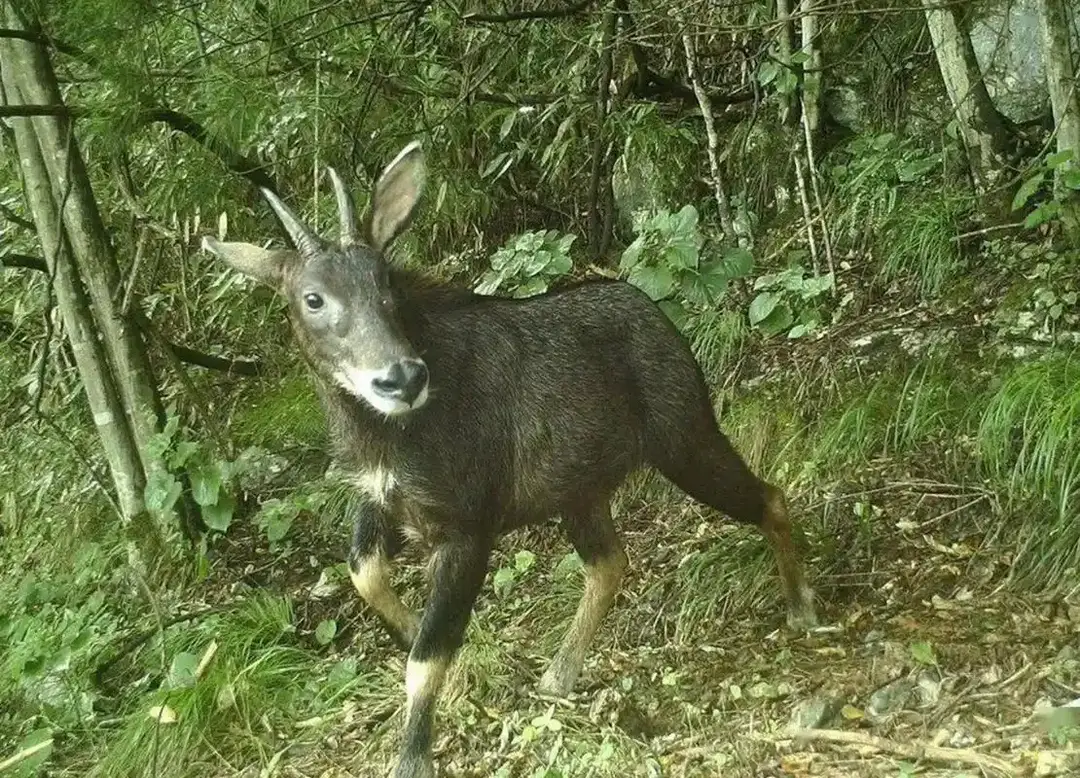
left=203, top=142, right=429, bottom=417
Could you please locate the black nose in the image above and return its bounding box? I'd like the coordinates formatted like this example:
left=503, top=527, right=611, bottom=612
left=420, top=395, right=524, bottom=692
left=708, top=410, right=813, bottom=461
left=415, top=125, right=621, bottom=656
left=371, top=358, right=429, bottom=405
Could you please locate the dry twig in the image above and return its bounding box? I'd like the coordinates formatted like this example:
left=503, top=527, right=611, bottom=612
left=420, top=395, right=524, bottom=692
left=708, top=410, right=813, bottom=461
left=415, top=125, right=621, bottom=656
left=793, top=727, right=1018, bottom=775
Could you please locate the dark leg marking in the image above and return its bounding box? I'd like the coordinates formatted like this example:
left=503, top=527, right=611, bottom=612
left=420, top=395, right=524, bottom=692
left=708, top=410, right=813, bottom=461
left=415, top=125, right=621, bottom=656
left=393, top=537, right=490, bottom=778
left=348, top=499, right=420, bottom=651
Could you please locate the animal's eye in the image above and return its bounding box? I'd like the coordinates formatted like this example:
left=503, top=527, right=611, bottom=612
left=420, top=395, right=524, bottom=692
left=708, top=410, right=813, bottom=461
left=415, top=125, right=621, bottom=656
left=303, top=292, right=325, bottom=311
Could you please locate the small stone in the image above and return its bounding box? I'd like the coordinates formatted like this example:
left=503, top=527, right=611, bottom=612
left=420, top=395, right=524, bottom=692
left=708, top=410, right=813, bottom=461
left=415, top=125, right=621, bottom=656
left=788, top=693, right=843, bottom=730
left=868, top=678, right=916, bottom=718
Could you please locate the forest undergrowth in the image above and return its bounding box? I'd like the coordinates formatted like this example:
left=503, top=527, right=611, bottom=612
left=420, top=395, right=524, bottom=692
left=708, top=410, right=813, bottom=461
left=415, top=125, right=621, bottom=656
left=4, top=216, right=1080, bottom=777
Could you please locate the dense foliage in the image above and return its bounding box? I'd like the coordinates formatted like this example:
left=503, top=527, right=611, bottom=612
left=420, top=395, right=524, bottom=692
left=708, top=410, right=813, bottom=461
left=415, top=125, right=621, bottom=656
left=2, top=0, right=1079, bottom=775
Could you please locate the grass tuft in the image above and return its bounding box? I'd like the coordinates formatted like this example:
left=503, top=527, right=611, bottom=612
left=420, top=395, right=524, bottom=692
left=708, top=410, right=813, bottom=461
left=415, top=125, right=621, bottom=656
left=976, top=352, right=1080, bottom=586
left=877, top=192, right=970, bottom=298
left=90, top=593, right=387, bottom=778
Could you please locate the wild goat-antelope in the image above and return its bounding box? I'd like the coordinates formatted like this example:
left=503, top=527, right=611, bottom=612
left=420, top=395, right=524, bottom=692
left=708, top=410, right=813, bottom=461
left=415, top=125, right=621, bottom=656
left=202, top=141, right=818, bottom=778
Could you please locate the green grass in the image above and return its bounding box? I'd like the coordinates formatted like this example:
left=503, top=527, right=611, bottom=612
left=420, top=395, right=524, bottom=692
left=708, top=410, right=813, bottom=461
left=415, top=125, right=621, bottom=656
left=688, top=307, right=747, bottom=385
left=975, top=352, right=1080, bottom=586
left=877, top=191, right=970, bottom=298
left=230, top=372, right=326, bottom=450
left=89, top=593, right=391, bottom=778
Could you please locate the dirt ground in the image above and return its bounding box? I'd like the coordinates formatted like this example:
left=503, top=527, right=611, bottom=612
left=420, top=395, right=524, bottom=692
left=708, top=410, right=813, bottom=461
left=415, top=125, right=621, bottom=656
left=213, top=477, right=1080, bottom=778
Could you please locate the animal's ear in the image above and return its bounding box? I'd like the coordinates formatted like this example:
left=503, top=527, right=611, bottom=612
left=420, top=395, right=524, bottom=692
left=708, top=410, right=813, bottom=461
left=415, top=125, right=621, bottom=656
left=201, top=236, right=293, bottom=286
left=366, top=140, right=425, bottom=252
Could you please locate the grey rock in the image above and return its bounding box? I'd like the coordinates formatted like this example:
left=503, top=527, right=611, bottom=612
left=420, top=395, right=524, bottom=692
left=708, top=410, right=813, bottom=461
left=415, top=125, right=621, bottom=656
left=969, top=0, right=1080, bottom=124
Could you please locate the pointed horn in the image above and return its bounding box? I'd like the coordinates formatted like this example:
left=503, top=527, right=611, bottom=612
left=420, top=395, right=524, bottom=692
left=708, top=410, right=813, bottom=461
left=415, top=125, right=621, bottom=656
left=259, top=187, right=321, bottom=256
left=326, top=167, right=359, bottom=247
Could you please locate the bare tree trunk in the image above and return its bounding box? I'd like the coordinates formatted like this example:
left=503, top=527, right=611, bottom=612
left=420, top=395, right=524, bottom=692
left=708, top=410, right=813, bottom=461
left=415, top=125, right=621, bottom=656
left=1037, top=0, right=1080, bottom=220
left=678, top=18, right=740, bottom=245
left=776, top=0, right=795, bottom=126
left=587, top=3, right=617, bottom=259
left=1, top=44, right=157, bottom=572
left=921, top=0, right=1008, bottom=193
left=2, top=6, right=167, bottom=487
left=799, top=0, right=822, bottom=135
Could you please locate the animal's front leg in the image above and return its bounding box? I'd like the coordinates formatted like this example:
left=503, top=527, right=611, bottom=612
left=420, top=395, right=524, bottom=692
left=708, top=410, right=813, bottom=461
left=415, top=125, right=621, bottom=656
left=348, top=497, right=420, bottom=651
left=394, top=537, right=490, bottom=778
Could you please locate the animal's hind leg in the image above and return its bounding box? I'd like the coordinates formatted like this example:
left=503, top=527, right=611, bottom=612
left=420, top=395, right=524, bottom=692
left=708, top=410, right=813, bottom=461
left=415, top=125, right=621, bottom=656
left=538, top=501, right=628, bottom=698
left=658, top=429, right=818, bottom=631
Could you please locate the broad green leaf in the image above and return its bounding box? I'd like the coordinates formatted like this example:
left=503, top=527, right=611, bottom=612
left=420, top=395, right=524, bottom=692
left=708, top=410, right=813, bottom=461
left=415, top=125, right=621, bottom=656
left=514, top=549, right=536, bottom=573
left=776, top=68, right=799, bottom=95
left=757, top=60, right=779, bottom=86
left=1062, top=168, right=1080, bottom=190
left=513, top=276, right=548, bottom=298
left=548, top=252, right=573, bottom=275
left=314, top=619, right=337, bottom=646
left=619, top=238, right=646, bottom=271
left=14, top=728, right=53, bottom=774
left=909, top=639, right=937, bottom=666
left=680, top=271, right=712, bottom=306
left=523, top=249, right=552, bottom=276
left=144, top=470, right=182, bottom=517
left=627, top=264, right=676, bottom=301
left=716, top=246, right=754, bottom=279
left=168, top=651, right=199, bottom=688
left=492, top=567, right=515, bottom=597
left=474, top=270, right=505, bottom=296
left=1025, top=201, right=1061, bottom=229
left=553, top=551, right=583, bottom=579
left=1047, top=149, right=1075, bottom=168
left=190, top=462, right=223, bottom=507
left=665, top=239, right=699, bottom=270
left=748, top=291, right=781, bottom=325
left=1013, top=172, right=1045, bottom=211
left=657, top=299, right=689, bottom=330
left=798, top=272, right=835, bottom=299
left=755, top=302, right=794, bottom=336
left=202, top=493, right=236, bottom=533
left=673, top=204, right=699, bottom=236
left=258, top=499, right=299, bottom=543
left=169, top=440, right=200, bottom=469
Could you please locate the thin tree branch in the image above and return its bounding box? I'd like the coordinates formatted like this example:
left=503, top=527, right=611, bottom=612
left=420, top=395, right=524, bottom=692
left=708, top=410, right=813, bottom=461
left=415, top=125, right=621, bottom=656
left=0, top=201, right=34, bottom=229
left=463, top=1, right=593, bottom=23
left=142, top=108, right=278, bottom=192
left=159, top=337, right=264, bottom=377
left=0, top=103, right=73, bottom=117
left=1, top=252, right=263, bottom=376
left=1, top=253, right=47, bottom=271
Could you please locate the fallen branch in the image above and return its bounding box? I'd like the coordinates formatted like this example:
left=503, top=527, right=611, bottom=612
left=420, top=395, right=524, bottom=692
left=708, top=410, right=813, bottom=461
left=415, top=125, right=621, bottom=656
left=0, top=737, right=53, bottom=773
left=792, top=728, right=1018, bottom=776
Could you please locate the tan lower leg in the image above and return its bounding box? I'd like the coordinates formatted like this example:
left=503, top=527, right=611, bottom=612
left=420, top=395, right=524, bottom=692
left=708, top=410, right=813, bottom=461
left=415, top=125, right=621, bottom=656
left=405, top=656, right=449, bottom=717
left=350, top=551, right=421, bottom=646
left=761, top=485, right=817, bottom=629
left=538, top=548, right=628, bottom=697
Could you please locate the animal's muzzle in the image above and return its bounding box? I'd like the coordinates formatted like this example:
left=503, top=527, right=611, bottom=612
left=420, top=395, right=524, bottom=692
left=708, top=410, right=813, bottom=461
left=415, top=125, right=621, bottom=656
left=371, top=358, right=429, bottom=406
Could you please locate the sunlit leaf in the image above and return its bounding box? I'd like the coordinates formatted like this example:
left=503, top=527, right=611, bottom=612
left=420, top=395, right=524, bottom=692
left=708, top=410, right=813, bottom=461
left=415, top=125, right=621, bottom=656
left=314, top=619, right=337, bottom=646
left=627, top=264, right=676, bottom=301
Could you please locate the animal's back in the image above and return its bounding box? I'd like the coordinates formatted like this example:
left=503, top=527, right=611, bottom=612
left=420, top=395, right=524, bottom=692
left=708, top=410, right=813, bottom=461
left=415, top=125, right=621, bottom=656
left=404, top=279, right=719, bottom=529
